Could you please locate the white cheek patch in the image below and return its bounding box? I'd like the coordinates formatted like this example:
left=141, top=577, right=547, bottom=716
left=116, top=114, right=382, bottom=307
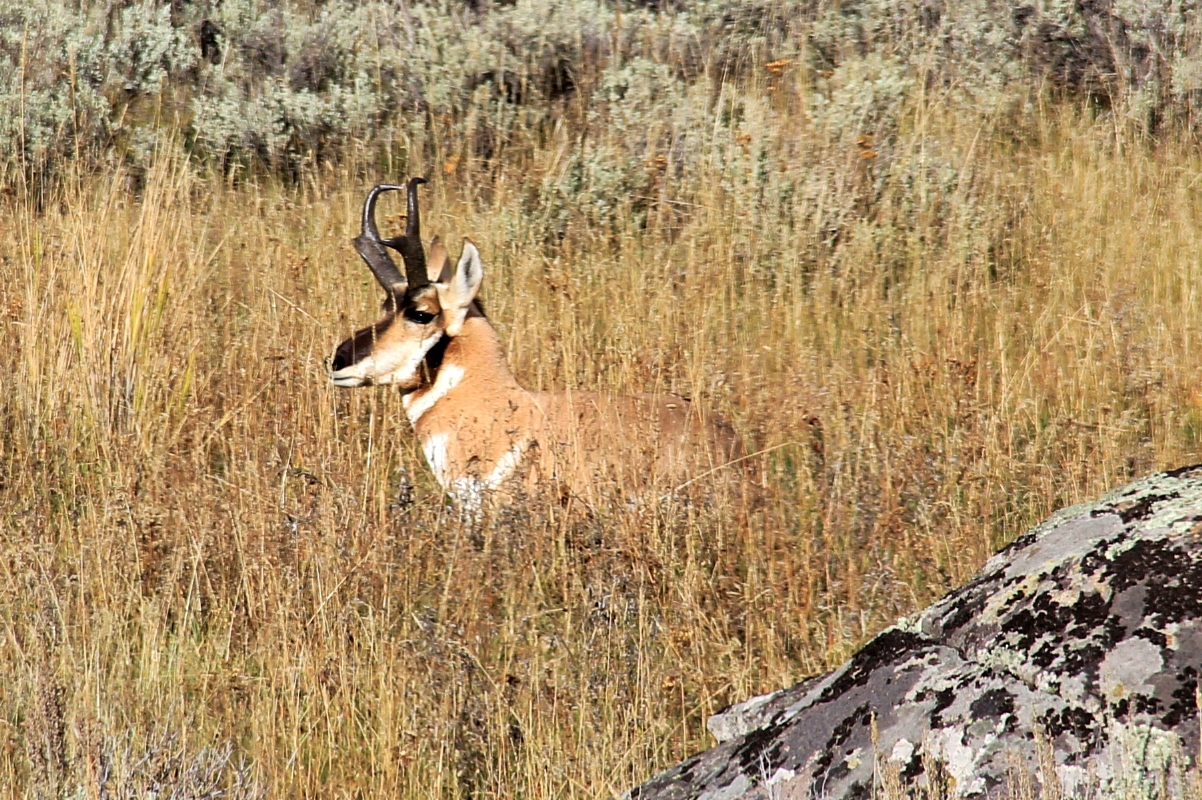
left=374, top=332, right=443, bottom=386
left=403, top=364, right=465, bottom=425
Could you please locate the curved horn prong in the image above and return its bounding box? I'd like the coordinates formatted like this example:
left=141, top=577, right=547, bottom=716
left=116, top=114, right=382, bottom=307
left=383, top=177, right=429, bottom=291
left=353, top=184, right=406, bottom=295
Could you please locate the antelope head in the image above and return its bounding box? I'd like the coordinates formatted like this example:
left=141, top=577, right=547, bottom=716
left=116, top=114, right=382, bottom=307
left=329, top=179, right=483, bottom=389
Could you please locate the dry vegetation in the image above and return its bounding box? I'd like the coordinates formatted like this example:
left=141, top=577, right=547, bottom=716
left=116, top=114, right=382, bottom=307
left=3, top=1, right=1202, bottom=798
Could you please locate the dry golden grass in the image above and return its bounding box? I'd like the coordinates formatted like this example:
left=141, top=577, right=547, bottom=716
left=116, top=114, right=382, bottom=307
left=1, top=93, right=1201, bottom=797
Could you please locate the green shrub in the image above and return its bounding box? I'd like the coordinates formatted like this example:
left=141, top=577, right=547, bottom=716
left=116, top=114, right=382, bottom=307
left=3, top=0, right=1202, bottom=256
left=1, top=0, right=1196, bottom=178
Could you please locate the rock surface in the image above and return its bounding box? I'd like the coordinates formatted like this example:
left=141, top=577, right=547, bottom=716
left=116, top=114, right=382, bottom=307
left=627, top=465, right=1202, bottom=799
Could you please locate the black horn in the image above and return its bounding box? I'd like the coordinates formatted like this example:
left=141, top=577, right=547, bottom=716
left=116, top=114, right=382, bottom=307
left=384, top=177, right=429, bottom=292
left=353, top=184, right=406, bottom=296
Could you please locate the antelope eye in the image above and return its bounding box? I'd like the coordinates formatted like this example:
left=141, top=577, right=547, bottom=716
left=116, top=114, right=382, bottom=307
left=404, top=308, right=436, bottom=325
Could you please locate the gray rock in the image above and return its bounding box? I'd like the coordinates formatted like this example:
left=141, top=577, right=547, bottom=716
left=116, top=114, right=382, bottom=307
left=627, top=465, right=1202, bottom=799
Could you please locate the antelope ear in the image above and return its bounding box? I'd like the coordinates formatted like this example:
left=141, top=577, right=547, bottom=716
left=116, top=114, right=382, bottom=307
left=428, top=235, right=451, bottom=283
left=436, top=239, right=483, bottom=337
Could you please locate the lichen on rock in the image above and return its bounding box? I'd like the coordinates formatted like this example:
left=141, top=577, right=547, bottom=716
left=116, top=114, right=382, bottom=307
left=627, top=465, right=1202, bottom=800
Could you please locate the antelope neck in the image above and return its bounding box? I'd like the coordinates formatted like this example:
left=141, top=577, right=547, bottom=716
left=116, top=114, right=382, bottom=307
left=402, top=316, right=519, bottom=428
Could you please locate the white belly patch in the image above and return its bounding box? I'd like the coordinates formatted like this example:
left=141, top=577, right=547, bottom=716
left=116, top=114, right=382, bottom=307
left=419, top=436, right=526, bottom=515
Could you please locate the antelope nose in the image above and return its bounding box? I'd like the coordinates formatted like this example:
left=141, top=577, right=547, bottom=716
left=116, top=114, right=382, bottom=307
left=331, top=340, right=356, bottom=372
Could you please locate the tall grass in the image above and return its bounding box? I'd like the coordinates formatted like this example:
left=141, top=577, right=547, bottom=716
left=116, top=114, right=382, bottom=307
left=2, top=76, right=1202, bottom=798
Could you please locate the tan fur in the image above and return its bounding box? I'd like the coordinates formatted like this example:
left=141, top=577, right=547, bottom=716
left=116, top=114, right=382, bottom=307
left=331, top=236, right=746, bottom=508
left=403, top=316, right=745, bottom=505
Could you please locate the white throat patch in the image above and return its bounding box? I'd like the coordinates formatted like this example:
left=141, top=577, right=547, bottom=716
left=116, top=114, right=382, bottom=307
left=403, top=363, right=465, bottom=426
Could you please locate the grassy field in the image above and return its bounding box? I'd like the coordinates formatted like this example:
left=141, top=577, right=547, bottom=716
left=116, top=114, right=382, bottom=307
left=3, top=53, right=1202, bottom=798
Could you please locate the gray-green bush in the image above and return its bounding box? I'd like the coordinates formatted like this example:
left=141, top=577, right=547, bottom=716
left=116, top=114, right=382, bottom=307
left=5, top=0, right=1202, bottom=182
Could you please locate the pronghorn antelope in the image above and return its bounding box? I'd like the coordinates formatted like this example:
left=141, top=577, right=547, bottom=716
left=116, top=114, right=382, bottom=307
left=329, top=179, right=746, bottom=509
